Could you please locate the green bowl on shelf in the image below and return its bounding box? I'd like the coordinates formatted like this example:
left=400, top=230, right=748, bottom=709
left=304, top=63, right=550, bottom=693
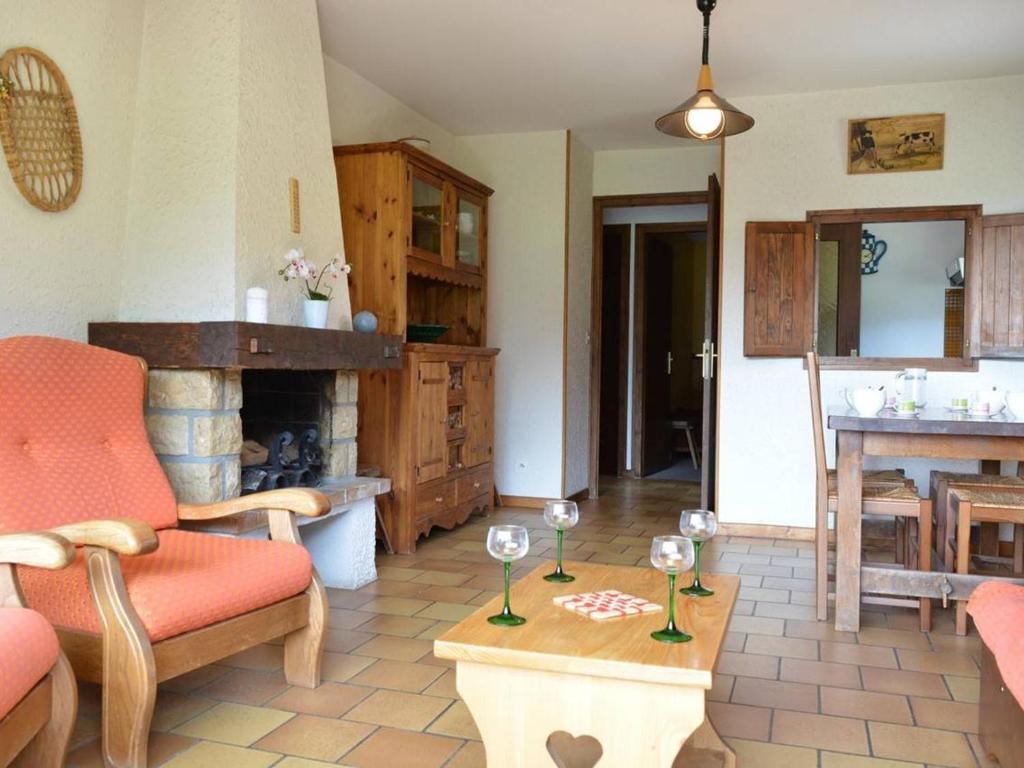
left=406, top=324, right=450, bottom=343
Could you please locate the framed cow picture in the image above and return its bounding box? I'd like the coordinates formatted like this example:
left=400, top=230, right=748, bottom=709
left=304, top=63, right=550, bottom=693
left=847, top=113, right=945, bottom=174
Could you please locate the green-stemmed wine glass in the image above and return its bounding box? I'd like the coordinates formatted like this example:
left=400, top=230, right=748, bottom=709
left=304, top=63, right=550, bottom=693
left=679, top=509, right=717, bottom=597
left=650, top=535, right=695, bottom=643
left=486, top=525, right=530, bottom=626
left=543, top=500, right=579, bottom=582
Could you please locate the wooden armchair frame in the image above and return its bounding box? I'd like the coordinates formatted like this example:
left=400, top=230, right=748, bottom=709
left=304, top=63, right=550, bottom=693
left=54, top=488, right=330, bottom=768
left=0, top=532, right=78, bottom=768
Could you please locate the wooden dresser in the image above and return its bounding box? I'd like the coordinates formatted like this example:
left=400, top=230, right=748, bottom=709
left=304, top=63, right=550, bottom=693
left=334, top=141, right=497, bottom=553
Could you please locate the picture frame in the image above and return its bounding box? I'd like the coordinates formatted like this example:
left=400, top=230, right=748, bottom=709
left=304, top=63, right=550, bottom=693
left=847, top=113, right=945, bottom=175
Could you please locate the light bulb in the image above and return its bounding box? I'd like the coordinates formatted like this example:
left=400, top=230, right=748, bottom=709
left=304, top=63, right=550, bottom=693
left=684, top=107, right=724, bottom=139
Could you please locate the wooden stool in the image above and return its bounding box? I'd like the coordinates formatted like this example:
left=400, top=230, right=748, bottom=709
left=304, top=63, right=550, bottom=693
left=951, top=487, right=1024, bottom=635
left=671, top=419, right=700, bottom=470
left=932, top=471, right=1024, bottom=572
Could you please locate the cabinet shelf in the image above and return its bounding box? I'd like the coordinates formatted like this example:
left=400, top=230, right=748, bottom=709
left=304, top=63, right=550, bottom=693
left=407, top=256, right=483, bottom=289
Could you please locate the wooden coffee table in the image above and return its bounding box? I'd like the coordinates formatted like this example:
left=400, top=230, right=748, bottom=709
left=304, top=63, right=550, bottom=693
left=434, top=561, right=739, bottom=768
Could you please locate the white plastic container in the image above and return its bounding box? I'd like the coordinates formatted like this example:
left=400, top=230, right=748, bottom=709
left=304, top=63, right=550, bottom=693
left=245, top=287, right=269, bottom=323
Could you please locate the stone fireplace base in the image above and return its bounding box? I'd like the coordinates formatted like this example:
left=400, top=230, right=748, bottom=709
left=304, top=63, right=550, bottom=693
left=144, top=368, right=358, bottom=502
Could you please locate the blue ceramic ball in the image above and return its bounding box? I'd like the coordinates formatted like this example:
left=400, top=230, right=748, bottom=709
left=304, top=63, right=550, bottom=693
left=353, top=310, right=378, bottom=334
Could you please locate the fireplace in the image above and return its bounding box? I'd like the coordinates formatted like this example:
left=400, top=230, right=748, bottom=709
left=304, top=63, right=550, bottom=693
left=88, top=321, right=400, bottom=505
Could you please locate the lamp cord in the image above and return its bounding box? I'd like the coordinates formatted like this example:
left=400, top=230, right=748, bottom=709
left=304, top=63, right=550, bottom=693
left=697, top=0, right=717, bottom=65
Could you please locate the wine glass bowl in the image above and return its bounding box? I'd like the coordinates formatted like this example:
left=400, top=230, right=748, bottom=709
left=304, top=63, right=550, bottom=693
left=486, top=525, right=529, bottom=626
left=542, top=500, right=579, bottom=583
left=649, top=535, right=695, bottom=643
left=486, top=525, right=530, bottom=562
left=679, top=510, right=717, bottom=597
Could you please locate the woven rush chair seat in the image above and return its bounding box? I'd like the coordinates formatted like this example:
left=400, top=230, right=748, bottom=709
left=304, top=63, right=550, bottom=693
left=827, top=469, right=908, bottom=492
left=931, top=471, right=1024, bottom=571
left=951, top=486, right=1024, bottom=635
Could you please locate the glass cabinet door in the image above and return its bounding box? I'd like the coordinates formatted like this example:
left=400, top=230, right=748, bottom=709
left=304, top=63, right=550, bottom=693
left=411, top=170, right=444, bottom=263
left=455, top=191, right=483, bottom=271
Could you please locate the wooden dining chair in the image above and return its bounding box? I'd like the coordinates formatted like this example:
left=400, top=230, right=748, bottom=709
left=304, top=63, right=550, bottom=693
left=932, top=471, right=1024, bottom=573
left=0, top=531, right=78, bottom=768
left=951, top=487, right=1024, bottom=635
left=806, top=353, right=932, bottom=630
left=0, top=336, right=330, bottom=768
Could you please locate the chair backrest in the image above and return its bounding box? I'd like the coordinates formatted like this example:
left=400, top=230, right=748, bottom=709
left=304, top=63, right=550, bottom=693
left=0, top=336, right=178, bottom=532
left=805, top=352, right=829, bottom=498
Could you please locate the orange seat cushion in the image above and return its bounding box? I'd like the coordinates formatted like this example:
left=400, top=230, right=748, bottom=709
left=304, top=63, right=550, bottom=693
left=0, top=336, right=179, bottom=534
left=967, top=580, right=1024, bottom=705
left=0, top=607, right=59, bottom=721
left=19, top=529, right=312, bottom=642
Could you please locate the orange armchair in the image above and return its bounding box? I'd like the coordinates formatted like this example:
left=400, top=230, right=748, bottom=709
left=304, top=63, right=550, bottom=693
left=0, top=336, right=330, bottom=768
left=0, top=531, right=78, bottom=768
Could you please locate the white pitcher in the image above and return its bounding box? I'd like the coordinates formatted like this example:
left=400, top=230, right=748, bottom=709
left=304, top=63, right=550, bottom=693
left=894, top=368, right=928, bottom=408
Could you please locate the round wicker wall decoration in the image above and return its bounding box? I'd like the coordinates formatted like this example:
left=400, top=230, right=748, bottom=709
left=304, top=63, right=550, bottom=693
left=0, top=47, right=82, bottom=212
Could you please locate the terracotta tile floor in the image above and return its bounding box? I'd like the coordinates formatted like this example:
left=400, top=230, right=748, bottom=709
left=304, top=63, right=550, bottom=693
left=66, top=477, right=994, bottom=767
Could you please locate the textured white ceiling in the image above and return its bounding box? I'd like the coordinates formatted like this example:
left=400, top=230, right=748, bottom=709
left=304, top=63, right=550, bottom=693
left=317, top=0, right=1024, bottom=149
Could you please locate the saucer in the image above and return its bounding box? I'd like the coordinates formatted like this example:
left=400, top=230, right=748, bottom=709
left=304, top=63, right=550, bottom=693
left=892, top=411, right=920, bottom=418
left=946, top=405, right=969, bottom=413
left=968, top=410, right=996, bottom=418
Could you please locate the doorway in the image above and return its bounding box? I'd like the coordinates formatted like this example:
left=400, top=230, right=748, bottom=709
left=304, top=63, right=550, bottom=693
left=589, top=178, right=722, bottom=509
left=635, top=223, right=707, bottom=481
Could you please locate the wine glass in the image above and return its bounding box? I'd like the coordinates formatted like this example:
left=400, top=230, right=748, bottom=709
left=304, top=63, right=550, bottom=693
left=486, top=525, right=530, bottom=626
left=679, top=509, right=718, bottom=597
left=650, top=536, right=695, bottom=643
left=542, top=500, right=579, bottom=582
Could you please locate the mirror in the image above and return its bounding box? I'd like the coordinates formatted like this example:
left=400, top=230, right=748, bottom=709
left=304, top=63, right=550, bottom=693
left=815, top=219, right=966, bottom=359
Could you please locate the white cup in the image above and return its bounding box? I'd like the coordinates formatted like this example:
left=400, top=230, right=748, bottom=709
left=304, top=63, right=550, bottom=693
left=844, top=387, right=886, bottom=417
left=972, top=389, right=1005, bottom=415
left=246, top=287, right=269, bottom=323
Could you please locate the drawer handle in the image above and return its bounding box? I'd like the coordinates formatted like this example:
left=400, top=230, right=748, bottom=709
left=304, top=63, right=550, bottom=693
left=434, top=496, right=444, bottom=503
left=473, top=482, right=481, bottom=489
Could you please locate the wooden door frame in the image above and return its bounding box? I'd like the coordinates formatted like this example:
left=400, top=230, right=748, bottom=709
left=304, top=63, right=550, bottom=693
left=633, top=222, right=708, bottom=479
left=588, top=192, right=708, bottom=497
left=595, top=223, right=632, bottom=477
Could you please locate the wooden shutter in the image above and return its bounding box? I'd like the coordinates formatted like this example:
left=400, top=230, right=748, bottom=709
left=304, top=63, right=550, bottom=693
left=974, top=214, right=1024, bottom=357
left=744, top=222, right=816, bottom=357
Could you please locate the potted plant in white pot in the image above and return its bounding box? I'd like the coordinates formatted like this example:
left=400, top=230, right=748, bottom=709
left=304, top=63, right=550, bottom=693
left=279, top=248, right=350, bottom=328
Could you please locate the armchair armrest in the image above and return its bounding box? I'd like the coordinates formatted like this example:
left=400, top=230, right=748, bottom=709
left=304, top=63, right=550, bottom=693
left=177, top=488, right=331, bottom=522
left=0, top=532, right=75, bottom=569
left=51, top=519, right=159, bottom=556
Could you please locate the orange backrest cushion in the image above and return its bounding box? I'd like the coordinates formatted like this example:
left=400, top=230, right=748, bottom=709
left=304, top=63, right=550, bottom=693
left=0, top=336, right=178, bottom=532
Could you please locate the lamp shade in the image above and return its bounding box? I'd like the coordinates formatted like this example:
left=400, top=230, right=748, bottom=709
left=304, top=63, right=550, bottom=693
left=656, top=60, right=754, bottom=140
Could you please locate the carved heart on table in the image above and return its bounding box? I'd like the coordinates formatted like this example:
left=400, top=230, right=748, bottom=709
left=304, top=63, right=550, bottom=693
left=546, top=730, right=603, bottom=768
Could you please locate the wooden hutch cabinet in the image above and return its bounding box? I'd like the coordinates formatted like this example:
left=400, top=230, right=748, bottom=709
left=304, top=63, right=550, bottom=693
left=334, top=142, right=498, bottom=553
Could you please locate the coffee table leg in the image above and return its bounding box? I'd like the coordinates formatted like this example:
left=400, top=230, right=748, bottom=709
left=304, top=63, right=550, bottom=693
left=456, top=660, right=706, bottom=768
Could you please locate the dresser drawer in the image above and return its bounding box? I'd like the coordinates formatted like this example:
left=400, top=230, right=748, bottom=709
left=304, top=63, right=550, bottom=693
left=457, top=464, right=492, bottom=504
left=416, top=480, right=456, bottom=522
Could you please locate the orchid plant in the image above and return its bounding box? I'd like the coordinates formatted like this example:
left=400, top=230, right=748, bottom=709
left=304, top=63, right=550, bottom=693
left=279, top=248, right=351, bottom=301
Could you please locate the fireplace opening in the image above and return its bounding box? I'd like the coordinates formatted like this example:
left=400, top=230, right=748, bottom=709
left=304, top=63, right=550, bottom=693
left=240, top=370, right=335, bottom=493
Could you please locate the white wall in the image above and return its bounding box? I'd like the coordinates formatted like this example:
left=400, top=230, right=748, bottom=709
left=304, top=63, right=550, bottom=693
left=119, top=0, right=240, bottom=322
left=859, top=221, right=963, bottom=358
left=0, top=0, right=145, bottom=340
left=454, top=132, right=569, bottom=499
left=323, top=55, right=458, bottom=165
left=563, top=133, right=594, bottom=496
left=593, top=145, right=719, bottom=197
left=118, top=0, right=351, bottom=327
left=236, top=0, right=351, bottom=329
left=719, top=74, right=1024, bottom=528
left=601, top=205, right=707, bottom=469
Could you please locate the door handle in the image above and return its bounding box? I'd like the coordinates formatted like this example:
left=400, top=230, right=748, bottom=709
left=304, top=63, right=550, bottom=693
left=666, top=351, right=673, bottom=375
left=695, top=340, right=718, bottom=380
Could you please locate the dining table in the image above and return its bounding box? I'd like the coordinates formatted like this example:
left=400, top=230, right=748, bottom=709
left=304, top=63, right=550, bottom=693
left=828, top=407, right=1024, bottom=632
